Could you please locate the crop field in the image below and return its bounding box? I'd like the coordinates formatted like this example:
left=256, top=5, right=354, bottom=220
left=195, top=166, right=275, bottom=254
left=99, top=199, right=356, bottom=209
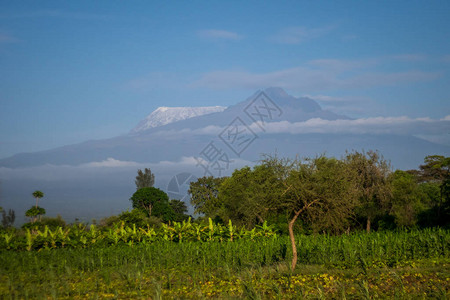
left=0, top=223, right=449, bottom=299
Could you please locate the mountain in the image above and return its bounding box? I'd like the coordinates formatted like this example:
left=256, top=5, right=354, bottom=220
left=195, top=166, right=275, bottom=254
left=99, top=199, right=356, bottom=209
left=1, top=87, right=448, bottom=224
left=0, top=87, right=447, bottom=169
left=0, top=87, right=352, bottom=168
left=130, top=106, right=227, bottom=133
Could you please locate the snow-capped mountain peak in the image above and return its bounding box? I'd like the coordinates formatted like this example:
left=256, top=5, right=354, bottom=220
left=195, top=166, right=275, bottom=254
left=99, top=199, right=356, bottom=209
left=131, top=106, right=227, bottom=133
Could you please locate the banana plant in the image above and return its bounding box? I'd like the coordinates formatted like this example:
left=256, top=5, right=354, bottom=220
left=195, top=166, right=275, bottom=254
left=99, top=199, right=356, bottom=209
left=161, top=223, right=175, bottom=241
left=256, top=221, right=276, bottom=238
left=172, top=218, right=193, bottom=242
left=139, top=225, right=157, bottom=243
left=56, top=227, right=71, bottom=248
left=228, top=220, right=235, bottom=242
left=48, top=227, right=58, bottom=248
left=25, top=229, right=36, bottom=251
left=36, top=225, right=50, bottom=249
left=2, top=232, right=14, bottom=250
left=88, top=224, right=100, bottom=245
left=208, top=218, right=215, bottom=241
left=191, top=223, right=206, bottom=242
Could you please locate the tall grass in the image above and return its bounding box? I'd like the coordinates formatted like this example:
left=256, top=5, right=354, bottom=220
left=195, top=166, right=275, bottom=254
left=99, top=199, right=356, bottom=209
left=1, top=228, right=448, bottom=298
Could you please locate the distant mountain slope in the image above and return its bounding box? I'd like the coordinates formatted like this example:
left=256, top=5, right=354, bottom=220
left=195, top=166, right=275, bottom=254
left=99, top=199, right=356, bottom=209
left=130, top=106, right=227, bottom=133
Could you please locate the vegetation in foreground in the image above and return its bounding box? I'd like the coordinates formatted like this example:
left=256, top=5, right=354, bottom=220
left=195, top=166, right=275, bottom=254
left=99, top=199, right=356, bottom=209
left=1, top=229, right=449, bottom=299
left=0, top=152, right=449, bottom=298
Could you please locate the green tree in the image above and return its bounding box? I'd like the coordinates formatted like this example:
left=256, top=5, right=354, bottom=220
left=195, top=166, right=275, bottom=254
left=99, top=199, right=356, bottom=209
left=409, top=155, right=450, bottom=225
left=130, top=187, right=174, bottom=221
left=415, top=155, right=450, bottom=183
left=188, top=176, right=226, bottom=217
left=169, top=200, right=189, bottom=222
left=389, top=170, right=424, bottom=227
left=344, top=150, right=392, bottom=232
left=25, top=206, right=46, bottom=223
left=135, top=168, right=155, bottom=190
left=32, top=190, right=44, bottom=208
left=280, top=156, right=358, bottom=270
left=219, top=164, right=283, bottom=227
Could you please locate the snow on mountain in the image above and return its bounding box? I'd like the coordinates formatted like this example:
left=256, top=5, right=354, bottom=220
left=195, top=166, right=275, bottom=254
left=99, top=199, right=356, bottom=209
left=130, top=106, right=227, bottom=133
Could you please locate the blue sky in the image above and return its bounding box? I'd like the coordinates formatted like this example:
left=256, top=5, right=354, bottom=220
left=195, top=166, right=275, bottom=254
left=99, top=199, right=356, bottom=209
left=1, top=0, right=449, bottom=159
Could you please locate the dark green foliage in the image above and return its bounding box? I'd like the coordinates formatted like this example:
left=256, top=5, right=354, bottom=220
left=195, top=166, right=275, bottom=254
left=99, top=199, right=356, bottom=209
left=118, top=209, right=153, bottom=227
left=408, top=155, right=450, bottom=227
left=188, top=176, right=225, bottom=217
left=25, top=206, right=46, bottom=222
left=135, top=168, right=155, bottom=190
left=22, top=215, right=66, bottom=230
left=152, top=199, right=176, bottom=222
left=41, top=215, right=66, bottom=228
left=99, top=210, right=163, bottom=229
left=130, top=187, right=168, bottom=216
left=416, top=155, right=450, bottom=183
left=389, top=170, right=424, bottom=227
left=169, top=200, right=189, bottom=222
left=129, top=187, right=176, bottom=222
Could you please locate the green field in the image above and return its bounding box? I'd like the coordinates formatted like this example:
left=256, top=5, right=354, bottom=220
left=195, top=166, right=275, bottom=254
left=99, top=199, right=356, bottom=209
left=1, top=227, right=449, bottom=299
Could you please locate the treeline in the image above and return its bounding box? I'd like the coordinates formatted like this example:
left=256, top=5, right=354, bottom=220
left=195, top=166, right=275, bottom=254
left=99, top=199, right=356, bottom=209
left=1, top=151, right=448, bottom=236
left=189, top=151, right=450, bottom=234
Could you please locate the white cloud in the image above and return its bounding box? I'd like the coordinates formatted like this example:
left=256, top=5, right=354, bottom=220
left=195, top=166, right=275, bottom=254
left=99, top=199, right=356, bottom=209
left=270, top=25, right=335, bottom=44
left=246, top=116, right=450, bottom=137
left=147, top=115, right=450, bottom=143
left=304, top=94, right=361, bottom=103
left=0, top=156, right=255, bottom=183
left=81, top=158, right=140, bottom=168
left=197, top=29, right=243, bottom=41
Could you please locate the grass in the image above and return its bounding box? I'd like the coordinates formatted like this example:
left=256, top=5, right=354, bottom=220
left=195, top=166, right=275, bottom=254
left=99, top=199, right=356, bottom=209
left=1, top=229, right=449, bottom=299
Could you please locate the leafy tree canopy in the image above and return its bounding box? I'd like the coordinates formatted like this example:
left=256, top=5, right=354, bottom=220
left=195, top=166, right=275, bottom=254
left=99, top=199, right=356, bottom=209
left=130, top=187, right=175, bottom=221
left=188, top=176, right=226, bottom=217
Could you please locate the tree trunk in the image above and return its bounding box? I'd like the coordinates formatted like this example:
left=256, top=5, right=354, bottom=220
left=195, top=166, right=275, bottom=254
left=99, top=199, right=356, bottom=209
left=366, top=218, right=371, bottom=233
left=288, top=210, right=302, bottom=271
left=256, top=213, right=264, bottom=224
left=35, top=198, right=38, bottom=208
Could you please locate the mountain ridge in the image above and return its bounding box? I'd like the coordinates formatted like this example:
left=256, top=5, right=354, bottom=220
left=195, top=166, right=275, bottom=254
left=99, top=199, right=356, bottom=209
left=0, top=87, right=447, bottom=170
